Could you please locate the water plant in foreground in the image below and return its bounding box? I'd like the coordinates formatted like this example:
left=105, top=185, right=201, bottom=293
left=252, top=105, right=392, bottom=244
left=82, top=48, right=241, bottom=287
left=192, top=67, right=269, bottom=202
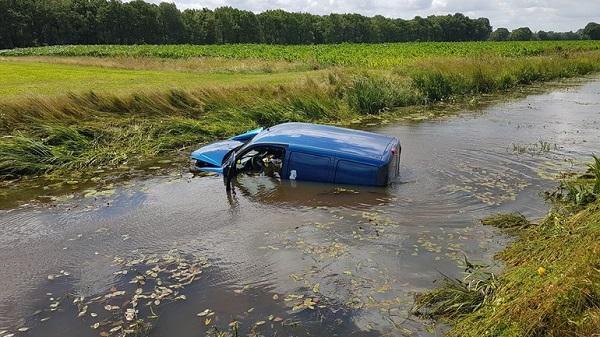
left=412, top=257, right=498, bottom=319
left=544, top=157, right=600, bottom=208
left=480, top=213, right=530, bottom=230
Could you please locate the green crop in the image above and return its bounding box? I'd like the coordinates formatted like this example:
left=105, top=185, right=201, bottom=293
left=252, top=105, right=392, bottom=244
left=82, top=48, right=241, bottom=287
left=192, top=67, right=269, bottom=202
left=3, top=41, right=600, bottom=68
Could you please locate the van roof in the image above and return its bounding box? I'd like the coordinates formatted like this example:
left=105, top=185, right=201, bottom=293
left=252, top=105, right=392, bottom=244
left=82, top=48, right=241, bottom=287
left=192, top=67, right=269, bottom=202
left=249, top=122, right=398, bottom=164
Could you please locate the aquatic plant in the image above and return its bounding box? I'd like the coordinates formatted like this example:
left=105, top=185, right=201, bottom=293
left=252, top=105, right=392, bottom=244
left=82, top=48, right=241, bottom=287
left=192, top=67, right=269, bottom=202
left=511, top=141, right=556, bottom=155
left=413, top=257, right=498, bottom=319
left=480, top=213, right=530, bottom=230
left=545, top=159, right=600, bottom=208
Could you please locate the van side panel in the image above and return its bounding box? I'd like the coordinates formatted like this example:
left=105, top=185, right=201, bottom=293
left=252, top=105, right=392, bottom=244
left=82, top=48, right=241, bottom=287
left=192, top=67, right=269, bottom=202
left=288, top=152, right=332, bottom=183
left=334, top=160, right=379, bottom=186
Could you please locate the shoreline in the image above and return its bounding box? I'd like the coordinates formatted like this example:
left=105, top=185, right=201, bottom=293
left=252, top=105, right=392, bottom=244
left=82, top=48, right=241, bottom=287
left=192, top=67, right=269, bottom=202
left=414, top=160, right=600, bottom=336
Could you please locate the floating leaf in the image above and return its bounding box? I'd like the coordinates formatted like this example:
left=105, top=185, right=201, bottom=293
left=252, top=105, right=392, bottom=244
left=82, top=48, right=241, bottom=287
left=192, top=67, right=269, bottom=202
left=125, top=308, right=136, bottom=321
left=109, top=326, right=121, bottom=333
left=197, top=309, right=211, bottom=317
left=77, top=305, right=88, bottom=317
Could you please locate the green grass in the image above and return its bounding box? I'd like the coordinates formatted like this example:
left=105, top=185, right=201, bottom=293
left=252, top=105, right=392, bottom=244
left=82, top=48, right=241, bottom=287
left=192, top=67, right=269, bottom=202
left=0, top=60, right=317, bottom=98
left=3, top=41, right=600, bottom=67
left=416, top=162, right=600, bottom=337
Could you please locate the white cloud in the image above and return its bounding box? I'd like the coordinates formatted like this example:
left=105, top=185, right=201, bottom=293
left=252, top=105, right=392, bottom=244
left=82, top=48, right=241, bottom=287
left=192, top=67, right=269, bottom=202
left=147, top=0, right=600, bottom=31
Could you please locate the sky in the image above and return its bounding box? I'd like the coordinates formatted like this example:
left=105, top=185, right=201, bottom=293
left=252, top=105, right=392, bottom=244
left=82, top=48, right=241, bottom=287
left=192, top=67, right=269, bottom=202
left=145, top=0, right=600, bottom=32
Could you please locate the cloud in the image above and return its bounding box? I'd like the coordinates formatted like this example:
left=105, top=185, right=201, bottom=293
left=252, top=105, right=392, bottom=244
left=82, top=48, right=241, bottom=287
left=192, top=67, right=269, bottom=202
left=145, top=0, right=600, bottom=31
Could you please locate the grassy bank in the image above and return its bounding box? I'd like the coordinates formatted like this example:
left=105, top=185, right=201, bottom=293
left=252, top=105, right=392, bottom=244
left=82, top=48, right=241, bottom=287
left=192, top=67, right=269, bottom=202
left=1, top=44, right=600, bottom=181
left=414, top=158, right=600, bottom=336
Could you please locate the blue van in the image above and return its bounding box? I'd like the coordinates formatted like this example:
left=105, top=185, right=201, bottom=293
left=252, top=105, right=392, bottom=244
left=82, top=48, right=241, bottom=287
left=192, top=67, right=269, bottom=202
left=190, top=122, right=401, bottom=187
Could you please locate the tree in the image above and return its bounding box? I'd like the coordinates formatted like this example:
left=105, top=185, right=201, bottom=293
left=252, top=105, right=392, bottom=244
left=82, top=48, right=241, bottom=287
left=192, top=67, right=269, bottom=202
left=509, top=27, right=533, bottom=41
left=583, top=22, right=600, bottom=40
left=490, top=28, right=510, bottom=41
left=182, top=8, right=216, bottom=44
left=213, top=7, right=260, bottom=43
left=124, top=0, right=161, bottom=44
left=0, top=1, right=588, bottom=48
left=158, top=2, right=185, bottom=43
left=98, top=0, right=131, bottom=43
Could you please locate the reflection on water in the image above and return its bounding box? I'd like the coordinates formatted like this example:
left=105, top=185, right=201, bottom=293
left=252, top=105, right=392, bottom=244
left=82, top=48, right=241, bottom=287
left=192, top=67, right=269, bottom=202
left=232, top=175, right=394, bottom=208
left=1, top=78, right=600, bottom=336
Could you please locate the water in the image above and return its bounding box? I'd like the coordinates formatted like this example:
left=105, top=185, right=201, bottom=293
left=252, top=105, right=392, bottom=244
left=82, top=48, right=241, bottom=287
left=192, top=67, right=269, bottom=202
left=1, top=78, right=599, bottom=337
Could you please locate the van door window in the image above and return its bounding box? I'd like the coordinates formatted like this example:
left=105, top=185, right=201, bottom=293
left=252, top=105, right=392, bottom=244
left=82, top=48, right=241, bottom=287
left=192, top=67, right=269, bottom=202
left=236, top=146, right=285, bottom=178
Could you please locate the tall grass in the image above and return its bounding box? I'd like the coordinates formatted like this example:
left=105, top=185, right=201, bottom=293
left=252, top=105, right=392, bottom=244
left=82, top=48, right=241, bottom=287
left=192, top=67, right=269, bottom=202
left=590, top=155, right=600, bottom=194
left=410, top=53, right=600, bottom=103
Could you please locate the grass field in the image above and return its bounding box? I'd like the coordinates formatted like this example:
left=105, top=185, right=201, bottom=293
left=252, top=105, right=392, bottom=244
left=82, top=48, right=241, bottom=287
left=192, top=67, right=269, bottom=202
left=1, top=41, right=600, bottom=181
left=0, top=58, right=316, bottom=98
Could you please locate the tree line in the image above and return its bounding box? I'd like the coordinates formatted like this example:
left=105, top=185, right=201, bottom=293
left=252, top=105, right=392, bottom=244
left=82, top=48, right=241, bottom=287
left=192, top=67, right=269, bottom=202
left=0, top=0, right=598, bottom=49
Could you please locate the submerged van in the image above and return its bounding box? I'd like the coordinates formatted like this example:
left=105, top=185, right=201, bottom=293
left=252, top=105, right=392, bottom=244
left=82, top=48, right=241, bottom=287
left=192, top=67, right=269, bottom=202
left=190, top=122, right=401, bottom=187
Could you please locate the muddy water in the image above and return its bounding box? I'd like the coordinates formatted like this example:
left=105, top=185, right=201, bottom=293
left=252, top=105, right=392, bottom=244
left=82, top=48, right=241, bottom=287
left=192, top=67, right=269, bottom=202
left=1, top=78, right=600, bottom=337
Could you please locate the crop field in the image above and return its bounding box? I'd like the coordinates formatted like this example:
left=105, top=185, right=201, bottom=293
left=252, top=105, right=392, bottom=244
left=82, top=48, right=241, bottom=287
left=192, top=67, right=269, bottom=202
left=3, top=41, right=600, bottom=67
